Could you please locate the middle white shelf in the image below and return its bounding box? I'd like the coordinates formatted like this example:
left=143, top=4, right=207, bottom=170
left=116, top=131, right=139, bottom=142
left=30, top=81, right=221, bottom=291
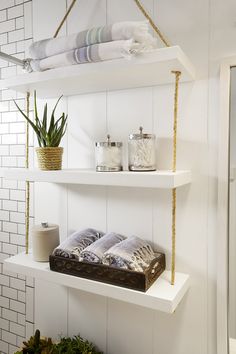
left=3, top=168, right=191, bottom=189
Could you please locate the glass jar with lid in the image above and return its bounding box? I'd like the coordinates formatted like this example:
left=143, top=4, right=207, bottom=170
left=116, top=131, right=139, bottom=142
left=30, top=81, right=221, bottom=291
left=95, top=134, right=123, bottom=172
left=128, top=127, right=156, bottom=171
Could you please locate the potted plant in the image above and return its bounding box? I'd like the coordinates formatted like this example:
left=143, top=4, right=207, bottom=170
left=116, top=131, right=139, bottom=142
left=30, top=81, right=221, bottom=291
left=15, top=329, right=54, bottom=353
left=15, top=329, right=103, bottom=354
left=15, top=91, right=67, bottom=171
left=52, top=335, right=103, bottom=353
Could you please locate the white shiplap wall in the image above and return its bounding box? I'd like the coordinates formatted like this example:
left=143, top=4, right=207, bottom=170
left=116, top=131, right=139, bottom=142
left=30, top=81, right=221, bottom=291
left=2, top=0, right=235, bottom=353
left=32, top=1, right=219, bottom=354
left=229, top=68, right=236, bottom=339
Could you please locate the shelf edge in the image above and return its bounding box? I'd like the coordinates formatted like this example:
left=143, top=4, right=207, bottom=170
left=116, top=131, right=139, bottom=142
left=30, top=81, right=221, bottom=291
left=4, top=254, right=190, bottom=313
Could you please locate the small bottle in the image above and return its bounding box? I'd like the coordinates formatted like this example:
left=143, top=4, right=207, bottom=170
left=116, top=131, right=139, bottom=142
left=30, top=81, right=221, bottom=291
left=95, top=134, right=123, bottom=172
left=128, top=127, right=156, bottom=171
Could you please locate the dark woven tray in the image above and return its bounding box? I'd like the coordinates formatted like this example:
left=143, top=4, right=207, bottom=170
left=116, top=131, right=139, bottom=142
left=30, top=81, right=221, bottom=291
left=49, top=252, right=165, bottom=292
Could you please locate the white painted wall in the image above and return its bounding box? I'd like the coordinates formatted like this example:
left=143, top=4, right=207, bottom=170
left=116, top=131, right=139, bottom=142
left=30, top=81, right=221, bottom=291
left=229, top=68, right=236, bottom=339
left=29, top=0, right=236, bottom=353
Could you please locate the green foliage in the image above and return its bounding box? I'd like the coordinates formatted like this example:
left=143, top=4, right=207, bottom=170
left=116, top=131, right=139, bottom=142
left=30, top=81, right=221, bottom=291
left=14, top=329, right=54, bottom=354
left=15, top=330, right=103, bottom=354
left=52, top=335, right=103, bottom=354
left=14, top=91, right=67, bottom=148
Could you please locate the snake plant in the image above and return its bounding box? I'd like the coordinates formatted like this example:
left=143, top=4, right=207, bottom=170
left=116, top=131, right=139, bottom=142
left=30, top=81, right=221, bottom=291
left=14, top=91, right=67, bottom=148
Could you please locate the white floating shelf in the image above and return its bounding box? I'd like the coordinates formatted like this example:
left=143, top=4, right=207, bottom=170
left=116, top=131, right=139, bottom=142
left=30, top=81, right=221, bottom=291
left=4, top=168, right=191, bottom=189
left=4, top=252, right=190, bottom=313
left=0, top=46, right=195, bottom=98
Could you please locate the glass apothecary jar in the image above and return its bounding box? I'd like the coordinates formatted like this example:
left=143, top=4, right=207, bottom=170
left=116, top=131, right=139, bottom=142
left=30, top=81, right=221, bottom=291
left=128, top=127, right=156, bottom=171
left=95, top=134, right=123, bottom=172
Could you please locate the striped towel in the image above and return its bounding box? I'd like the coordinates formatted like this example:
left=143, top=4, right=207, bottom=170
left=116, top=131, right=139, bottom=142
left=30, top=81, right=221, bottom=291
left=52, top=228, right=104, bottom=259
left=79, top=232, right=126, bottom=263
left=102, top=235, right=156, bottom=272
left=28, top=39, right=142, bottom=72
left=29, top=21, right=156, bottom=60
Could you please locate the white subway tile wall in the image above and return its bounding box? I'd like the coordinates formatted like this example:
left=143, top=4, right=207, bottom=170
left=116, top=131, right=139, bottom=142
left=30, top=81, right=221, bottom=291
left=0, top=1, right=34, bottom=353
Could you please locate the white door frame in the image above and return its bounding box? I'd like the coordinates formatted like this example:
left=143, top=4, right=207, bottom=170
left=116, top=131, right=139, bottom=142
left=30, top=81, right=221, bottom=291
left=218, top=56, right=236, bottom=354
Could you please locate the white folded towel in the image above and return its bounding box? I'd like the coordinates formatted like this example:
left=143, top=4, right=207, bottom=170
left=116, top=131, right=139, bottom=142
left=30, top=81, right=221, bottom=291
left=79, top=232, right=126, bottom=263
left=102, top=235, right=156, bottom=272
left=28, top=39, right=142, bottom=72
left=29, top=21, right=157, bottom=60
left=52, top=228, right=104, bottom=259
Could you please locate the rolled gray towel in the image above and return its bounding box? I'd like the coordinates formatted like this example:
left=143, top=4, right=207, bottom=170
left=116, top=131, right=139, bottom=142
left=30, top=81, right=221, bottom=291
left=102, top=235, right=155, bottom=272
left=52, top=228, right=104, bottom=259
left=79, top=232, right=126, bottom=264
left=29, top=21, right=156, bottom=60
left=28, top=40, right=142, bottom=72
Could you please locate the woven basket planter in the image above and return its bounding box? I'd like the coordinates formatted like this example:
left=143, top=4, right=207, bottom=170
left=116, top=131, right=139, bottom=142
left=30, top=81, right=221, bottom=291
left=36, top=147, right=63, bottom=171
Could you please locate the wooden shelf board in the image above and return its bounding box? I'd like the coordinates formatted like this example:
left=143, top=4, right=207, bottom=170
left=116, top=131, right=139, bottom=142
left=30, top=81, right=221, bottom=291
left=3, top=168, right=191, bottom=189
left=4, top=252, right=190, bottom=313
left=0, top=46, right=195, bottom=98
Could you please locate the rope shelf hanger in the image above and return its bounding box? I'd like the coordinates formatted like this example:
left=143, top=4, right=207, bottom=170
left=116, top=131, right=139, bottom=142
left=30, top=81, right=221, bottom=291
left=24, top=0, right=181, bottom=286
left=171, top=71, right=181, bottom=285
left=25, top=92, right=30, bottom=254
left=53, top=0, right=77, bottom=38
left=53, top=0, right=170, bottom=47
left=133, top=0, right=170, bottom=47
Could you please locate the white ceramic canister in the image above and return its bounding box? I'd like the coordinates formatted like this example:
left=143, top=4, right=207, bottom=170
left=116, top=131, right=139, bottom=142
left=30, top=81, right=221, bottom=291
left=31, top=222, right=59, bottom=262
left=95, top=134, right=123, bottom=172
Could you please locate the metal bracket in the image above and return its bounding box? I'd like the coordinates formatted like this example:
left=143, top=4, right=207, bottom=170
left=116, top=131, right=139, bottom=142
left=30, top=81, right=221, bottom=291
left=0, top=51, right=32, bottom=72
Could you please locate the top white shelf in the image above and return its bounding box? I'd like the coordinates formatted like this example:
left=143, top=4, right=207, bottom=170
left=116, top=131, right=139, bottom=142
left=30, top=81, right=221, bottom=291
left=0, top=46, right=195, bottom=98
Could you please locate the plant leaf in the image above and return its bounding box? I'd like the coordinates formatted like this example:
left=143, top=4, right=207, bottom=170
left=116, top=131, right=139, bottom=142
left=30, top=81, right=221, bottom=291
left=42, top=103, right=47, bottom=132
left=14, top=93, right=67, bottom=148
left=34, top=90, right=39, bottom=121
left=48, top=95, right=63, bottom=137
left=13, top=100, right=41, bottom=138
left=50, top=114, right=67, bottom=147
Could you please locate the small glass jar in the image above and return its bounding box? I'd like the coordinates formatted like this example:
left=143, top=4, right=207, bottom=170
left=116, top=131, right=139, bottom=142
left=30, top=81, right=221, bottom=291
left=95, top=135, right=123, bottom=172
left=128, top=127, right=156, bottom=171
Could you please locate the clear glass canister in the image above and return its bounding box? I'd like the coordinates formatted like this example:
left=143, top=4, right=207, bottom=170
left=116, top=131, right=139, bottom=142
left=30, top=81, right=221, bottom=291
left=128, top=127, right=156, bottom=171
left=95, top=135, right=123, bottom=172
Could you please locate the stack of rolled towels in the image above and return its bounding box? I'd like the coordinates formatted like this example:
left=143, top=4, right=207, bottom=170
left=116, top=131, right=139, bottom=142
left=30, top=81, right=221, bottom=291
left=27, top=21, right=157, bottom=72
left=53, top=228, right=156, bottom=272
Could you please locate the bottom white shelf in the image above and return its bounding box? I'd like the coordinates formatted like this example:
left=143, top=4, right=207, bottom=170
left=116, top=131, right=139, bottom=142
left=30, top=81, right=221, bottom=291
left=4, top=252, right=190, bottom=313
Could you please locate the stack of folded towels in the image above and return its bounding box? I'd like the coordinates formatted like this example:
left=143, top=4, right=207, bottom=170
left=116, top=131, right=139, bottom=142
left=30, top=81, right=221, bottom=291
left=27, top=21, right=157, bottom=72
left=53, top=227, right=156, bottom=272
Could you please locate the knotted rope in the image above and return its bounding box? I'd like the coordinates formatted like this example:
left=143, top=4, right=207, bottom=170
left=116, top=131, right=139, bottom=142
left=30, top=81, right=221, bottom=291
left=171, top=71, right=181, bottom=285
left=53, top=0, right=77, bottom=38
left=133, top=0, right=170, bottom=47
left=25, top=92, right=30, bottom=254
